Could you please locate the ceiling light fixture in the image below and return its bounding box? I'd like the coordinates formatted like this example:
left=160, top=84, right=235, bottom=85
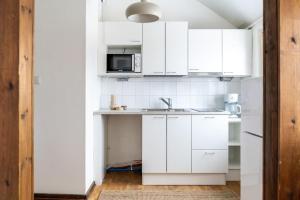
left=126, top=0, right=162, bottom=23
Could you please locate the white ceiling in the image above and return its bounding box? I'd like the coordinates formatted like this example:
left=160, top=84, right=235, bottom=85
left=198, top=0, right=263, bottom=27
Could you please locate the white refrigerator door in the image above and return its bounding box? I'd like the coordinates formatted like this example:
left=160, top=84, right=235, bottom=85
left=241, top=77, right=263, bottom=137
left=241, top=132, right=263, bottom=200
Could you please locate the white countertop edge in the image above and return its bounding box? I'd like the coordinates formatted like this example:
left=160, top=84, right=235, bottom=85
left=93, top=109, right=231, bottom=115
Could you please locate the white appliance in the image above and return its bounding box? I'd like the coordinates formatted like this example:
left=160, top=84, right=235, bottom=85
left=241, top=77, right=263, bottom=200
left=224, top=93, right=242, bottom=116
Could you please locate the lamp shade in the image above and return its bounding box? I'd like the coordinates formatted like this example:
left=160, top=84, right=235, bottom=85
left=126, top=0, right=162, bottom=23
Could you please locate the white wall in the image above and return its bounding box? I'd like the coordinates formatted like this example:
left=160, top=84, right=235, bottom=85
left=35, top=0, right=100, bottom=194
left=100, top=77, right=241, bottom=110
left=102, top=0, right=236, bottom=28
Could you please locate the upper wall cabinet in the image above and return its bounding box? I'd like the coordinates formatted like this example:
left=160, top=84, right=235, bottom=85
left=142, top=22, right=166, bottom=75
left=166, top=22, right=188, bottom=76
left=104, top=22, right=142, bottom=46
left=188, top=29, right=223, bottom=74
left=222, top=30, right=252, bottom=77
left=142, top=22, right=188, bottom=76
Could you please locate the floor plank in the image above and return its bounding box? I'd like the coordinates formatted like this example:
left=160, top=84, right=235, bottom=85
left=89, top=172, right=240, bottom=200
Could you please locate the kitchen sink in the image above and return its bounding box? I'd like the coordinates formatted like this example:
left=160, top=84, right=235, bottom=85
left=143, top=108, right=189, bottom=112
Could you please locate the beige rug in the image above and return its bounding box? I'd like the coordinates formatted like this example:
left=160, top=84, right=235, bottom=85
left=99, top=190, right=239, bottom=200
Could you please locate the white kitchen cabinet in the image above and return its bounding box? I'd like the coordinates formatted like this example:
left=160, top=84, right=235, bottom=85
left=188, top=30, right=223, bottom=74
left=192, top=150, right=228, bottom=173
left=222, top=30, right=252, bottom=77
left=104, top=22, right=142, bottom=45
left=192, top=115, right=228, bottom=150
left=167, top=115, right=191, bottom=173
left=142, top=115, right=166, bottom=173
left=142, top=22, right=166, bottom=75
left=166, top=22, right=188, bottom=76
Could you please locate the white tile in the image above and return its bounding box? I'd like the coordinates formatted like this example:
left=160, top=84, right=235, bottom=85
left=226, top=81, right=241, bottom=94
left=190, top=96, right=207, bottom=109
left=190, top=82, right=209, bottom=95
left=122, top=82, right=136, bottom=95
left=150, top=82, right=164, bottom=95
left=135, top=82, right=150, bottom=95
left=164, top=82, right=177, bottom=95
left=176, top=96, right=190, bottom=108
left=122, top=96, right=136, bottom=108
left=100, top=95, right=110, bottom=108
left=206, top=95, right=224, bottom=109
left=177, top=82, right=190, bottom=96
left=135, top=96, right=150, bottom=108
left=109, top=80, right=123, bottom=95
left=149, top=96, right=163, bottom=108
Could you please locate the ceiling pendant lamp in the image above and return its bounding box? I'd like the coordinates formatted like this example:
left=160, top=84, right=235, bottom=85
left=126, top=0, right=162, bottom=23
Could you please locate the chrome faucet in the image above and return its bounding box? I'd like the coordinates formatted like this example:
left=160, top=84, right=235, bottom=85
left=160, top=97, right=172, bottom=110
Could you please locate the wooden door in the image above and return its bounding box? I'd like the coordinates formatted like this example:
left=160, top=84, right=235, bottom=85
left=0, top=0, right=34, bottom=199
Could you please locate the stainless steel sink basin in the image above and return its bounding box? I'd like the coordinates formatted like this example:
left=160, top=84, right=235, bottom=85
left=143, top=108, right=189, bottom=112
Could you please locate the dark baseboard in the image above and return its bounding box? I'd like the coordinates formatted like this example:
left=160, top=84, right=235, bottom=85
left=35, top=181, right=96, bottom=200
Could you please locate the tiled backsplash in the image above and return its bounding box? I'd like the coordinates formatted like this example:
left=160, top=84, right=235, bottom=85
left=100, top=77, right=241, bottom=109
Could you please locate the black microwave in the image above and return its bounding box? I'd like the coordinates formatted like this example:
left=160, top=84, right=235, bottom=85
left=107, top=54, right=141, bottom=73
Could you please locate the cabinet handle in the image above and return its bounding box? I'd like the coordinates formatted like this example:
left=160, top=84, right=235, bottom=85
left=224, top=72, right=234, bottom=74
left=204, top=116, right=215, bottom=119
left=153, top=116, right=165, bottom=119
left=166, top=72, right=177, bottom=74
left=168, top=116, right=179, bottom=119
left=189, top=68, right=200, bottom=71
left=153, top=72, right=164, bottom=74
left=130, top=40, right=141, bottom=43
left=204, top=152, right=216, bottom=156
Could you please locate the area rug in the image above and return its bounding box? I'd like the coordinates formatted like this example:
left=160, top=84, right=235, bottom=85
left=99, top=190, right=239, bottom=200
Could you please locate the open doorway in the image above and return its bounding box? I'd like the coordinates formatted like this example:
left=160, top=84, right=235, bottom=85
left=1, top=0, right=296, bottom=199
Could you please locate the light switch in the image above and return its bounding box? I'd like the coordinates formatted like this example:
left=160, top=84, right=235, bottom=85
left=34, top=76, right=41, bottom=85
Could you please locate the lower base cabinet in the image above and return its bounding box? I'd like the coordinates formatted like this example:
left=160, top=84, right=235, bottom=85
left=143, top=114, right=228, bottom=183
left=192, top=150, right=228, bottom=173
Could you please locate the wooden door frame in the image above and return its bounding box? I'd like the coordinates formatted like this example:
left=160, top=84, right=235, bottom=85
left=1, top=0, right=298, bottom=199
left=0, top=0, right=34, bottom=199
left=263, top=0, right=280, bottom=199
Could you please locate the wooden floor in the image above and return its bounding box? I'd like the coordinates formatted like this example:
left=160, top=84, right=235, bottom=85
left=88, top=172, right=240, bottom=200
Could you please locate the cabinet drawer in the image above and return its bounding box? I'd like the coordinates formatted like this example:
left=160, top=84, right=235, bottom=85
left=192, top=150, right=228, bottom=173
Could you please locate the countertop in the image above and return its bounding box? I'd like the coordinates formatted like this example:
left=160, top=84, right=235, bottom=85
left=93, top=109, right=231, bottom=115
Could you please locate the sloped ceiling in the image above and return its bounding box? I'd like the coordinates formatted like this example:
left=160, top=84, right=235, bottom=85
left=198, top=0, right=263, bottom=27
left=102, top=0, right=236, bottom=28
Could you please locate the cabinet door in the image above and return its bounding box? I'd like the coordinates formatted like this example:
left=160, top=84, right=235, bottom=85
left=192, top=115, right=228, bottom=150
left=188, top=30, right=222, bottom=73
left=143, top=22, right=166, bottom=75
left=166, top=22, right=188, bottom=76
left=167, top=115, right=191, bottom=173
left=192, top=150, right=228, bottom=173
left=223, top=30, right=252, bottom=76
left=104, top=22, right=142, bottom=45
left=142, top=115, right=166, bottom=173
